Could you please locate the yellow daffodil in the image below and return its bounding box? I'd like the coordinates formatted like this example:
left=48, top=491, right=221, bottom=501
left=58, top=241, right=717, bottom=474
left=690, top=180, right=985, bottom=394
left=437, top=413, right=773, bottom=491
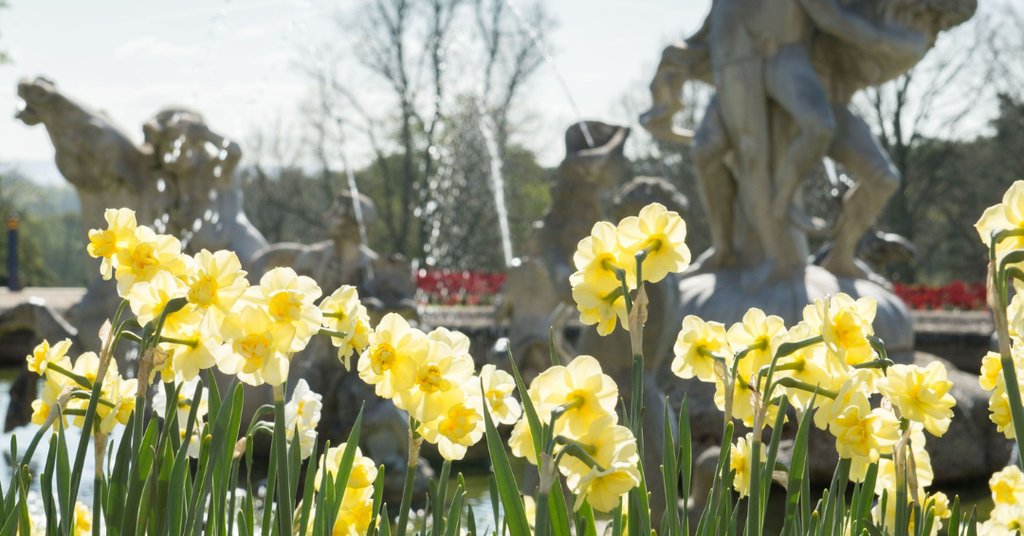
left=671, top=315, right=730, bottom=383
left=774, top=322, right=840, bottom=413
left=814, top=370, right=875, bottom=431
left=877, top=362, right=956, bottom=437
left=828, top=391, right=899, bottom=460
left=572, top=221, right=632, bottom=290
left=527, top=355, right=618, bottom=437
left=357, top=313, right=428, bottom=399
left=508, top=416, right=539, bottom=465
left=616, top=202, right=690, bottom=284
left=975, top=180, right=1024, bottom=254
left=31, top=372, right=70, bottom=427
left=480, top=364, right=522, bottom=425
left=570, top=275, right=628, bottom=336
left=418, top=387, right=485, bottom=461
left=316, top=443, right=377, bottom=492
left=113, top=226, right=187, bottom=296
left=126, top=270, right=193, bottom=326
left=982, top=502, right=1024, bottom=536
left=26, top=338, right=73, bottom=377
left=560, top=417, right=641, bottom=513
left=217, top=306, right=295, bottom=386
left=73, top=501, right=92, bottom=535
left=990, top=384, right=1016, bottom=439
left=284, top=379, right=322, bottom=459
left=803, top=293, right=877, bottom=368
left=319, top=285, right=372, bottom=369
left=394, top=333, right=475, bottom=424
left=87, top=208, right=137, bottom=279
left=158, top=319, right=221, bottom=382
left=991, top=465, right=1024, bottom=506
left=729, top=433, right=761, bottom=497
left=245, top=267, right=323, bottom=353
left=185, top=249, right=249, bottom=325
left=728, top=308, right=786, bottom=379
left=981, top=351, right=1004, bottom=391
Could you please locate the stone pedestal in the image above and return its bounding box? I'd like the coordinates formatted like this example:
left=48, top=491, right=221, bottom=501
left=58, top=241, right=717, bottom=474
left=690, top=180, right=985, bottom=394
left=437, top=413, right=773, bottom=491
left=674, top=265, right=914, bottom=360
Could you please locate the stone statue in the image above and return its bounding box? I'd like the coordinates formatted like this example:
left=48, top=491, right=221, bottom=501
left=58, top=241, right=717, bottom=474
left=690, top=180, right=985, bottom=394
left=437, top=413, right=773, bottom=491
left=643, top=0, right=974, bottom=280
left=496, top=121, right=630, bottom=379
left=626, top=0, right=995, bottom=490
left=11, top=78, right=271, bottom=357
left=13, top=77, right=159, bottom=354
left=141, top=108, right=269, bottom=261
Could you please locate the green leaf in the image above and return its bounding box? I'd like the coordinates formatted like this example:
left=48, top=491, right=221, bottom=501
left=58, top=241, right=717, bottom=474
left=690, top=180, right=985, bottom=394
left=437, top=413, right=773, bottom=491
left=482, top=400, right=530, bottom=535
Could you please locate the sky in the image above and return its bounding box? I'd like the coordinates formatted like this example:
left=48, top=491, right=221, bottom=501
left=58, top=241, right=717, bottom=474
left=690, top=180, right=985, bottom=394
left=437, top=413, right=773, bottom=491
left=0, top=0, right=712, bottom=182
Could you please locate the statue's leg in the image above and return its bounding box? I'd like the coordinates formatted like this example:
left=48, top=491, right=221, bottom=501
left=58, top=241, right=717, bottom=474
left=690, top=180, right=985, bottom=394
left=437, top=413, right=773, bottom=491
left=689, top=97, right=738, bottom=273
left=823, top=106, right=900, bottom=279
left=764, top=45, right=836, bottom=221
left=716, top=58, right=788, bottom=276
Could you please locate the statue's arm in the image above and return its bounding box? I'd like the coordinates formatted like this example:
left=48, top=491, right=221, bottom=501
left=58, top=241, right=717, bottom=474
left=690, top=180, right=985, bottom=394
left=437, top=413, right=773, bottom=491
left=798, top=0, right=889, bottom=48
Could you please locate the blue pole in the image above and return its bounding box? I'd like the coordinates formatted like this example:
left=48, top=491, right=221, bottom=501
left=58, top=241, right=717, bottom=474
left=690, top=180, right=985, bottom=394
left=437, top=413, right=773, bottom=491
left=7, top=216, right=20, bottom=291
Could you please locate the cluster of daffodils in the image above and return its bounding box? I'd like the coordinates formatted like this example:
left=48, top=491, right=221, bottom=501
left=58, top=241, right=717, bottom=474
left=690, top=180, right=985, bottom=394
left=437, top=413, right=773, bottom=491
left=670, top=294, right=956, bottom=521
left=508, top=356, right=641, bottom=513
left=356, top=314, right=519, bottom=461
left=975, top=181, right=1024, bottom=439
left=571, top=202, right=690, bottom=335
left=306, top=443, right=379, bottom=535
left=85, top=207, right=375, bottom=388
left=27, top=339, right=137, bottom=435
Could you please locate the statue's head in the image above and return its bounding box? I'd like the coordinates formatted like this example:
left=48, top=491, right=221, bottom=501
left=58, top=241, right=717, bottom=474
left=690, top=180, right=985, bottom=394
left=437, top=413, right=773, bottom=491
left=142, top=108, right=207, bottom=160
left=326, top=190, right=377, bottom=241
left=15, top=76, right=60, bottom=126
left=559, top=121, right=631, bottom=186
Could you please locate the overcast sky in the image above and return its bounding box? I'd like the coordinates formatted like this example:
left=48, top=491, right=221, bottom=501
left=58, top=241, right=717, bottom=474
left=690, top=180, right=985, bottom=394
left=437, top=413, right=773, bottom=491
left=0, top=0, right=713, bottom=180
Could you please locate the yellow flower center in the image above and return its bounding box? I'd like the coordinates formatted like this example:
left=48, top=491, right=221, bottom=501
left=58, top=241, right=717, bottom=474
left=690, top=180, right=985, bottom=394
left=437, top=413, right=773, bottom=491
left=267, top=290, right=303, bottom=322
left=485, top=389, right=506, bottom=411
left=189, top=273, right=218, bottom=306
left=237, top=333, right=272, bottom=372
left=831, top=310, right=864, bottom=349
left=89, top=230, right=117, bottom=258
left=439, top=405, right=479, bottom=441
left=129, top=243, right=160, bottom=276
left=370, top=343, right=396, bottom=375
left=416, top=365, right=449, bottom=393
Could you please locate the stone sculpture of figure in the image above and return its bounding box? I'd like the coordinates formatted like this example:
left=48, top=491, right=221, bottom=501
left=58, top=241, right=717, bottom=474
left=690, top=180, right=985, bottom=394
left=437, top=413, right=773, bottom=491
left=9, top=78, right=272, bottom=358
left=496, top=121, right=630, bottom=380
left=642, top=0, right=972, bottom=280
left=12, top=77, right=160, bottom=354
left=141, top=108, right=269, bottom=263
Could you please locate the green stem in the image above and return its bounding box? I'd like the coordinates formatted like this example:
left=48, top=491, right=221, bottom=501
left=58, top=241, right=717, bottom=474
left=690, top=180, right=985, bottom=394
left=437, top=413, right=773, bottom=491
left=317, top=328, right=348, bottom=339
left=990, top=237, right=1024, bottom=471
left=395, top=418, right=422, bottom=536
left=157, top=335, right=197, bottom=348
left=45, top=363, right=93, bottom=391
left=272, top=384, right=293, bottom=534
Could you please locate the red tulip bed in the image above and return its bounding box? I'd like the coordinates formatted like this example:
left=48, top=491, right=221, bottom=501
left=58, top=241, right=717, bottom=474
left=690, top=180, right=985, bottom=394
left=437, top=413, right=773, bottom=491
left=893, top=280, right=987, bottom=310
left=416, top=269, right=507, bottom=305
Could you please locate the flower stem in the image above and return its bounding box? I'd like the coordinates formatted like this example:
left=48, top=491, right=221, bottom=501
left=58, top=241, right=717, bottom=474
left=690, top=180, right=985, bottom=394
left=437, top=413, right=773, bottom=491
left=395, top=418, right=422, bottom=536
left=272, top=384, right=293, bottom=534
